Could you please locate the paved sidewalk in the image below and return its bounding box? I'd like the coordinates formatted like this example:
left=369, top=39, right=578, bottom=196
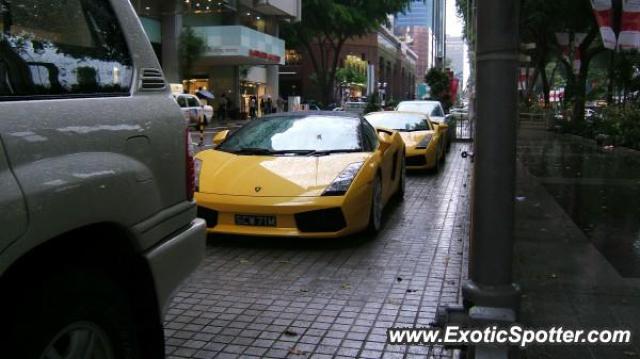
left=515, top=129, right=640, bottom=358
left=164, top=144, right=473, bottom=359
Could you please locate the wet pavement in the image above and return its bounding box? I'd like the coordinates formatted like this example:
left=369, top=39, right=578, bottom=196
left=517, top=130, right=640, bottom=278
left=515, top=128, right=640, bottom=358
left=164, top=144, right=473, bottom=359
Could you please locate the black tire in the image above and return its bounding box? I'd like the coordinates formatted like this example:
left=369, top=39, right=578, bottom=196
left=367, top=175, right=383, bottom=234
left=6, top=269, right=144, bottom=359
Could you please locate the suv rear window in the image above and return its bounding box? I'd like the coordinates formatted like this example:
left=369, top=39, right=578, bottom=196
left=0, top=0, right=133, bottom=99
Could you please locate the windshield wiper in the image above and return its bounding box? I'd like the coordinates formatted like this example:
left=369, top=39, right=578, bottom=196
left=233, top=148, right=319, bottom=156
left=309, top=149, right=363, bottom=156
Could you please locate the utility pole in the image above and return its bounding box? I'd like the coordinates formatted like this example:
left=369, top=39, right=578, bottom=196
left=436, top=0, right=520, bottom=357
left=465, top=0, right=520, bottom=308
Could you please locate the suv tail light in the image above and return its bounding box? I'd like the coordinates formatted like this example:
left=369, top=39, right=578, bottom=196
left=186, top=129, right=195, bottom=201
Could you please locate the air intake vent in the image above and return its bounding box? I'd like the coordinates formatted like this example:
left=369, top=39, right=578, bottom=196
left=139, top=68, right=166, bottom=91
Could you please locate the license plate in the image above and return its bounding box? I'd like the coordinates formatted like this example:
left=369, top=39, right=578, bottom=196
left=235, top=214, right=277, bottom=227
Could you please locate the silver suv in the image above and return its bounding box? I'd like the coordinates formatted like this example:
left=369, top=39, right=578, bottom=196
left=0, top=1, right=206, bottom=358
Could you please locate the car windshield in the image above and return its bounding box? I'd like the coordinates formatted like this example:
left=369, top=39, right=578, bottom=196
left=218, top=115, right=363, bottom=155
left=365, top=113, right=432, bottom=132
left=396, top=102, right=439, bottom=115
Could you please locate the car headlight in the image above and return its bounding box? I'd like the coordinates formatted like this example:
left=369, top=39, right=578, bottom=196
left=416, top=134, right=433, bottom=149
left=322, top=161, right=364, bottom=196
left=194, top=158, right=202, bottom=192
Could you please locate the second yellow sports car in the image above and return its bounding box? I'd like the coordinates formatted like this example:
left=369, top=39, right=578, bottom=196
left=365, top=111, right=447, bottom=172
left=194, top=112, right=406, bottom=238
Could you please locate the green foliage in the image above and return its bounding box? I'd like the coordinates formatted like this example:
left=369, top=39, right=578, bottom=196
left=281, top=0, right=413, bottom=104
left=558, top=105, right=640, bottom=150
left=335, top=67, right=366, bottom=85
left=364, top=92, right=382, bottom=114
left=455, top=0, right=474, bottom=43
left=425, top=67, right=452, bottom=110
left=179, top=26, right=206, bottom=80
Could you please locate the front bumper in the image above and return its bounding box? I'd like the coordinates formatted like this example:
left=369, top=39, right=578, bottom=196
left=144, top=218, right=206, bottom=314
left=195, top=191, right=371, bottom=238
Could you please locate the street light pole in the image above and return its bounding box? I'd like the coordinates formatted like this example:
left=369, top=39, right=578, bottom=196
left=463, top=0, right=520, bottom=309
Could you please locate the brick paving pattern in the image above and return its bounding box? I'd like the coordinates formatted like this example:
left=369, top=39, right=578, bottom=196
left=165, top=143, right=473, bottom=359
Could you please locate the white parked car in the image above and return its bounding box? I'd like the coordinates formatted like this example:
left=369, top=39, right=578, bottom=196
left=396, top=100, right=446, bottom=123
left=396, top=100, right=454, bottom=151
left=174, top=93, right=213, bottom=127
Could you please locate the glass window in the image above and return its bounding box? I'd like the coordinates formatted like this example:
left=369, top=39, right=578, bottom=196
left=432, top=105, right=444, bottom=117
left=219, top=115, right=364, bottom=154
left=187, top=96, right=200, bottom=107
left=176, top=96, right=187, bottom=108
left=365, top=113, right=432, bottom=132
left=396, top=101, right=439, bottom=115
left=361, top=120, right=380, bottom=151
left=0, top=0, right=133, bottom=99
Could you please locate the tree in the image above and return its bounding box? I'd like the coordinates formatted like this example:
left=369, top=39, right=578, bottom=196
left=425, top=67, right=452, bottom=110
left=179, top=26, right=206, bottom=87
left=519, top=0, right=606, bottom=123
left=281, top=0, right=412, bottom=105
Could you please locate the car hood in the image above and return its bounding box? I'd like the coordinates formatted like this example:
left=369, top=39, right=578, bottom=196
left=196, top=150, right=371, bottom=197
left=398, top=130, right=434, bottom=148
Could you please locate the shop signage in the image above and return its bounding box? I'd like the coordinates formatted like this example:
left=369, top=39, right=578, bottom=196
left=249, top=50, right=281, bottom=64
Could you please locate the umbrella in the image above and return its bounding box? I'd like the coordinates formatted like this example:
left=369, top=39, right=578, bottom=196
left=196, top=90, right=215, bottom=100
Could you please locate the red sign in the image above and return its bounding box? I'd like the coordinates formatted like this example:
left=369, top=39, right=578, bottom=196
left=618, top=0, right=640, bottom=50
left=590, top=0, right=617, bottom=49
left=249, top=49, right=281, bottom=63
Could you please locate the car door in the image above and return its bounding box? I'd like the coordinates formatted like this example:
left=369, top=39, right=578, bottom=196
left=187, top=96, right=203, bottom=123
left=364, top=121, right=397, bottom=203
left=0, top=142, right=27, bottom=251
left=431, top=105, right=449, bottom=151
left=0, top=0, right=185, bottom=256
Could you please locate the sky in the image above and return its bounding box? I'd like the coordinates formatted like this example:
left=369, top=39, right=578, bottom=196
left=446, top=0, right=464, bottom=37
left=445, top=0, right=470, bottom=89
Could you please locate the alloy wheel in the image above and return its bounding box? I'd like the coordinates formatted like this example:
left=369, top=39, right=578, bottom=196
left=41, top=321, right=114, bottom=359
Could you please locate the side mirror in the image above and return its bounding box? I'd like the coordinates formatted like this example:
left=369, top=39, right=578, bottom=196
left=376, top=128, right=394, bottom=153
left=213, top=130, right=229, bottom=146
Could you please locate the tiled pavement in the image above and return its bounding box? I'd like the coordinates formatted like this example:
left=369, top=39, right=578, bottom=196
left=165, top=143, right=473, bottom=359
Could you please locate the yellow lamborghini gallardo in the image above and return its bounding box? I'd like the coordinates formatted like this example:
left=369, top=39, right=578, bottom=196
left=194, top=112, right=406, bottom=238
left=365, top=111, right=448, bottom=172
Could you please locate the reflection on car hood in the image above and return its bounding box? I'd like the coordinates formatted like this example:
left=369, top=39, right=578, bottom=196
left=196, top=150, right=371, bottom=197
left=398, top=131, right=434, bottom=148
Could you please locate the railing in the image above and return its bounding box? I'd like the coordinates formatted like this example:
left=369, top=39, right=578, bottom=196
left=449, top=111, right=474, bottom=141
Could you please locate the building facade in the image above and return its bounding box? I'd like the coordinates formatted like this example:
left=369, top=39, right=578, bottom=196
left=130, top=0, right=300, bottom=117
left=394, top=0, right=445, bottom=71
left=397, top=26, right=434, bottom=84
left=446, top=35, right=465, bottom=79
left=280, top=26, right=418, bottom=105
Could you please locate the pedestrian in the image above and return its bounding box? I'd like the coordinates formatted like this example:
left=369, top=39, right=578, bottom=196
left=266, top=97, right=273, bottom=114
left=277, top=97, right=285, bottom=113
left=260, top=97, right=265, bottom=117
left=249, top=96, right=258, bottom=120
left=217, top=93, right=227, bottom=121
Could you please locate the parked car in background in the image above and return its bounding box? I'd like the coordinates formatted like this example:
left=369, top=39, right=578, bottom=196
left=366, top=112, right=447, bottom=172
left=396, top=100, right=454, bottom=151
left=0, top=0, right=206, bottom=357
left=343, top=101, right=368, bottom=115
left=195, top=112, right=406, bottom=238
left=175, top=93, right=213, bottom=127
